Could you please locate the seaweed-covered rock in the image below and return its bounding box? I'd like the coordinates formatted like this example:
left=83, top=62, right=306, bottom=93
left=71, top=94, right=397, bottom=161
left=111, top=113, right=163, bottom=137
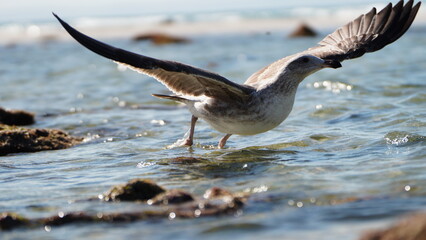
left=132, top=33, right=190, bottom=45
left=102, top=179, right=166, bottom=202
left=288, top=23, right=317, bottom=38
left=0, top=125, right=82, bottom=156
left=360, top=212, right=426, bottom=240
left=149, top=189, right=195, bottom=205
left=0, top=108, right=35, bottom=125
left=0, top=212, right=29, bottom=230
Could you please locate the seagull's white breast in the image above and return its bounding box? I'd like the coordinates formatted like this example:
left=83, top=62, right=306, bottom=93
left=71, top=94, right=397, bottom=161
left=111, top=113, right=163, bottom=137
left=188, top=90, right=297, bottom=135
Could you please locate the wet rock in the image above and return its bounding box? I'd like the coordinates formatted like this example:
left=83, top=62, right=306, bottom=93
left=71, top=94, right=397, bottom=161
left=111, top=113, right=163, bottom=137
left=0, top=211, right=165, bottom=231
left=132, top=33, right=190, bottom=45
left=0, top=180, right=247, bottom=231
left=171, top=194, right=244, bottom=218
left=42, top=211, right=167, bottom=227
left=151, top=187, right=245, bottom=219
left=95, top=211, right=165, bottom=222
left=203, top=187, right=234, bottom=199
left=360, top=212, right=426, bottom=240
left=102, top=179, right=166, bottom=202
left=43, top=212, right=96, bottom=226
left=0, top=125, right=82, bottom=156
left=0, top=212, right=29, bottom=230
left=289, top=23, right=317, bottom=38
left=149, top=189, right=195, bottom=205
left=0, top=108, right=35, bottom=125
left=169, top=157, right=206, bottom=165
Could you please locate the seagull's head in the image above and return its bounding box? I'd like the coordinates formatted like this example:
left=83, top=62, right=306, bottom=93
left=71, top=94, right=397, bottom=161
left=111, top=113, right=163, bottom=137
left=286, top=54, right=342, bottom=79
left=258, top=54, right=342, bottom=91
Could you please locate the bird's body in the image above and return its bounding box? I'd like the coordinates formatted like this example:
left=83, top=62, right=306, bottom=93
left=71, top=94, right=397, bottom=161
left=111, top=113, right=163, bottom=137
left=53, top=0, right=421, bottom=148
left=188, top=86, right=296, bottom=135
left=157, top=54, right=327, bottom=137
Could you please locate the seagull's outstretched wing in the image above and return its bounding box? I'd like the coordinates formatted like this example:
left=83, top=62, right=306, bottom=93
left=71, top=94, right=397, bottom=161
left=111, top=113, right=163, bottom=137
left=305, top=0, right=421, bottom=61
left=53, top=14, right=254, bottom=102
left=245, top=0, right=420, bottom=87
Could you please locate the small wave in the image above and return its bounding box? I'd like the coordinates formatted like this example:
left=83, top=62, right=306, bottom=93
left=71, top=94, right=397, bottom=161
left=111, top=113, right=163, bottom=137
left=385, top=131, right=426, bottom=147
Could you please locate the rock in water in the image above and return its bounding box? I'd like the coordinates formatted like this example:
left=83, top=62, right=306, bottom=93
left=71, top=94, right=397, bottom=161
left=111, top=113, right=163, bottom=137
left=102, top=179, right=166, bottom=202
left=0, top=213, right=29, bottom=230
left=0, top=179, right=248, bottom=231
left=0, top=125, right=82, bottom=156
left=360, top=212, right=426, bottom=240
left=149, top=189, right=195, bottom=205
left=0, top=108, right=35, bottom=125
left=132, top=33, right=190, bottom=45
left=289, top=23, right=317, bottom=38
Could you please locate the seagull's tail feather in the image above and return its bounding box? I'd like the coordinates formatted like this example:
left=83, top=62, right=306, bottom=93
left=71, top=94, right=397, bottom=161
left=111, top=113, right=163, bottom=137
left=152, top=94, right=191, bottom=103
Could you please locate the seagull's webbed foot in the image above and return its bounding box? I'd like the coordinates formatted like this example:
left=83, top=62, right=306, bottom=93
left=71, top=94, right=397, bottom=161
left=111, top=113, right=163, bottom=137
left=182, top=115, right=198, bottom=146
left=218, top=134, right=232, bottom=149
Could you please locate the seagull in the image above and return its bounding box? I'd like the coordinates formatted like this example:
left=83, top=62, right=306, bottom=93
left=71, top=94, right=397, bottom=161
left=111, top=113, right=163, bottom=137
left=53, top=0, right=421, bottom=148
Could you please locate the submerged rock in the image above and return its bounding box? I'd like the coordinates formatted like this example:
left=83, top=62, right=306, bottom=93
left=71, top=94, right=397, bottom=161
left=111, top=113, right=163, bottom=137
left=0, top=212, right=29, bottom=230
left=0, top=108, right=35, bottom=126
left=43, top=211, right=165, bottom=226
left=169, top=157, right=206, bottom=165
left=102, top=179, right=166, bottom=202
left=0, top=180, right=247, bottom=231
left=132, top=33, right=190, bottom=45
left=0, top=125, right=82, bottom=156
left=203, top=187, right=235, bottom=199
left=43, top=212, right=96, bottom=226
left=289, top=23, right=317, bottom=38
left=360, top=212, right=426, bottom=240
left=149, top=189, right=195, bottom=205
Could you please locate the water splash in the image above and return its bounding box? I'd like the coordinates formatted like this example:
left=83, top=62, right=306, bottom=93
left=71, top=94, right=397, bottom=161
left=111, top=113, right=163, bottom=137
left=385, top=131, right=426, bottom=147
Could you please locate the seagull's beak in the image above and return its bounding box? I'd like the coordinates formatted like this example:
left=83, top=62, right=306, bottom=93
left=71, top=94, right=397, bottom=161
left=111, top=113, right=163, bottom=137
left=323, top=59, right=342, bottom=69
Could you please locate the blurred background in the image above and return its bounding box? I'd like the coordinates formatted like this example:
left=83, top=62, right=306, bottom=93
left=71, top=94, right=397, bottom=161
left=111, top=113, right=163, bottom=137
left=1, top=0, right=408, bottom=22
left=1, top=0, right=425, bottom=44
left=1, top=1, right=426, bottom=240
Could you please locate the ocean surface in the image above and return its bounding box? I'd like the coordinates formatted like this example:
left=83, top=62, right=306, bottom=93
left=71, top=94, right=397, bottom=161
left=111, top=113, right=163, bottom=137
left=1, top=1, right=426, bottom=239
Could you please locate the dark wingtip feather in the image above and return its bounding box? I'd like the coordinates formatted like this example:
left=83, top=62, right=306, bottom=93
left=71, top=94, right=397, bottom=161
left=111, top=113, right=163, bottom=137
left=52, top=14, right=253, bottom=95
left=394, top=1, right=422, bottom=40
left=314, top=0, right=421, bottom=62
left=370, top=0, right=421, bottom=51
left=53, top=13, right=120, bottom=61
left=52, top=14, right=161, bottom=71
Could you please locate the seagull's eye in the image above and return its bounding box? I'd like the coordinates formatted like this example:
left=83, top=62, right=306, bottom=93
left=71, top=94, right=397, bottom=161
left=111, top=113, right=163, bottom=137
left=301, top=57, right=309, bottom=63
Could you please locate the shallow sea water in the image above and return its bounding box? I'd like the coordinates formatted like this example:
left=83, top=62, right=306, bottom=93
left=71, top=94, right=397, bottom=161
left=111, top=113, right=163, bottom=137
left=1, top=26, right=426, bottom=239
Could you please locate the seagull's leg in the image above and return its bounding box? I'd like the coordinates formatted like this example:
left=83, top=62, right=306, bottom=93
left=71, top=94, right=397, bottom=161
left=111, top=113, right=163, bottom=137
left=218, top=134, right=232, bottom=149
left=183, top=115, right=198, bottom=146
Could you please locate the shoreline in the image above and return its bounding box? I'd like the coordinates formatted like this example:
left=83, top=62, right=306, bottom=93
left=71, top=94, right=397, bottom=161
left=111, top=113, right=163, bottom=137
left=2, top=12, right=426, bottom=45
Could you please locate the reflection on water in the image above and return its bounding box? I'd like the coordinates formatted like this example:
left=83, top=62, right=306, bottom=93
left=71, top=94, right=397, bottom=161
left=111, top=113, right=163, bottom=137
left=0, top=24, right=426, bottom=239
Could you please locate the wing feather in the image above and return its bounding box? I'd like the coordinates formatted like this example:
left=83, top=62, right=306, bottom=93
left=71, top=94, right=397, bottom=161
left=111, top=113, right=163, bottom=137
left=53, top=13, right=254, bottom=102
left=245, top=1, right=420, bottom=87
left=306, top=0, right=421, bottom=61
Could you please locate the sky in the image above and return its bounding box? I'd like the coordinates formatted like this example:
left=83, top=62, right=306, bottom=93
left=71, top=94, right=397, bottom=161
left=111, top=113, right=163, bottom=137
left=1, top=0, right=394, bottom=24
